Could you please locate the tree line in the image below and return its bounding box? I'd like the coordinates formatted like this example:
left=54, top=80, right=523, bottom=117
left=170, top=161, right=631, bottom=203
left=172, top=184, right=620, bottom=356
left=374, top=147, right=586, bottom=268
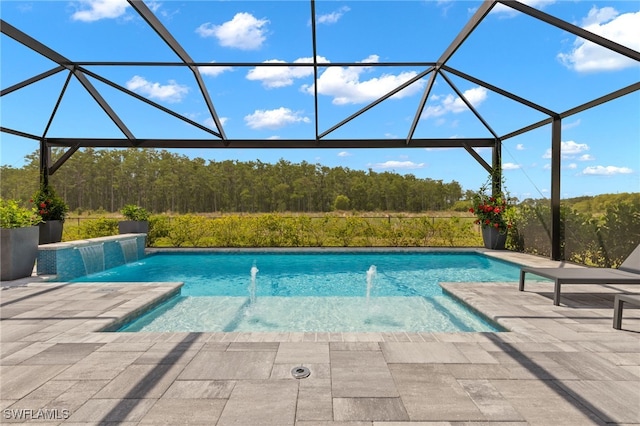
left=0, top=148, right=464, bottom=214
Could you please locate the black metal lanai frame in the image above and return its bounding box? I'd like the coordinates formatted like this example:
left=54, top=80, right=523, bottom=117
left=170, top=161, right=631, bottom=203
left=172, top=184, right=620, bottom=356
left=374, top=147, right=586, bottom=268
left=1, top=0, right=639, bottom=260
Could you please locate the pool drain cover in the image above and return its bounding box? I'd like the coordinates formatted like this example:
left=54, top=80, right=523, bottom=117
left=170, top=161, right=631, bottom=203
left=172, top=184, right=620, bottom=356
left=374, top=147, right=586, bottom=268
left=291, top=366, right=310, bottom=379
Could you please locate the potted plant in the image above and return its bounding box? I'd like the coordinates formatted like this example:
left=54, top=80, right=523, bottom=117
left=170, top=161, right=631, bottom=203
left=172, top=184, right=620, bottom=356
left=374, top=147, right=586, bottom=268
left=119, top=204, right=150, bottom=234
left=0, top=198, right=42, bottom=280
left=469, top=174, right=513, bottom=250
left=32, top=184, right=69, bottom=244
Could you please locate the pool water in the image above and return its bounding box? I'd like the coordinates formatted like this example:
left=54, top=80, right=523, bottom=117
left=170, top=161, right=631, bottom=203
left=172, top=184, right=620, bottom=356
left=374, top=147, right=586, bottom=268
left=72, top=251, right=520, bottom=333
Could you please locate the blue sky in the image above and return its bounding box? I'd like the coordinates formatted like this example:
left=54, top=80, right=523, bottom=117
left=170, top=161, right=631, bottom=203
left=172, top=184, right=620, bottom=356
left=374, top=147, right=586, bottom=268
left=1, top=0, right=639, bottom=200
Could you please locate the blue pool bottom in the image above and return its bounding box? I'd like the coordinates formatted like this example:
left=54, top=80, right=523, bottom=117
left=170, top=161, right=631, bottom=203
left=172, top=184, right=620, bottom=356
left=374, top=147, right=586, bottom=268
left=86, top=251, right=520, bottom=333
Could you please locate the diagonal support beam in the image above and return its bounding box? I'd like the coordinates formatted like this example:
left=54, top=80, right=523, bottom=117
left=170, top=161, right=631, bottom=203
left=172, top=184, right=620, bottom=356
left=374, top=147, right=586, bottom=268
left=499, top=0, right=640, bottom=62
left=439, top=71, right=499, bottom=139
left=0, top=127, right=41, bottom=140
left=1, top=19, right=134, bottom=141
left=49, top=144, right=80, bottom=175
left=1, top=66, right=65, bottom=97
left=320, top=67, right=435, bottom=140
left=1, top=20, right=71, bottom=66
left=464, top=140, right=494, bottom=174
left=441, top=66, right=557, bottom=117
left=127, top=0, right=227, bottom=141
left=437, top=1, right=498, bottom=66
left=73, top=70, right=135, bottom=140
left=80, top=67, right=221, bottom=139
left=42, top=71, right=73, bottom=139
left=406, top=71, right=438, bottom=143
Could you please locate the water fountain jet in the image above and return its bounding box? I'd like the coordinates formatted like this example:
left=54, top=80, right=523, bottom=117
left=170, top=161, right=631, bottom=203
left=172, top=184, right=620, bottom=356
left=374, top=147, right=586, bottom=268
left=249, top=264, right=259, bottom=305
left=366, top=265, right=377, bottom=303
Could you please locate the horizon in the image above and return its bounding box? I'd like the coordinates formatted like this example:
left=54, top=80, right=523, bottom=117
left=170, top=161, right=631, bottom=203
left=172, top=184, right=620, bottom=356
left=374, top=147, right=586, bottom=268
left=1, top=0, right=638, bottom=199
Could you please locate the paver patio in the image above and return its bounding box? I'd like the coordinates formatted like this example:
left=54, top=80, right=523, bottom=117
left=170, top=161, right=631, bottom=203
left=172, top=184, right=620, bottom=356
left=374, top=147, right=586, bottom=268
left=0, top=251, right=638, bottom=425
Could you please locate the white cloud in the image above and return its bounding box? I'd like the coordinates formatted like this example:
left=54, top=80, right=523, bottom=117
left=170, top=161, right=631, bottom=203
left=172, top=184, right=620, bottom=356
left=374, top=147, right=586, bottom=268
left=204, top=116, right=228, bottom=129
left=582, top=165, right=633, bottom=175
left=196, top=13, right=269, bottom=50
left=578, top=154, right=595, bottom=161
left=317, top=6, right=350, bottom=25
left=422, top=87, right=488, bottom=119
left=562, top=119, right=581, bottom=130
left=125, top=75, right=189, bottom=103
left=558, top=8, right=640, bottom=72
left=71, top=0, right=129, bottom=22
left=198, top=61, right=233, bottom=77
left=503, top=162, right=521, bottom=170
left=337, top=151, right=352, bottom=157
left=146, top=1, right=161, bottom=13
left=542, top=140, right=589, bottom=159
left=247, top=56, right=328, bottom=88
left=244, top=107, right=310, bottom=130
left=567, top=163, right=578, bottom=169
left=301, top=55, right=425, bottom=105
left=516, top=143, right=525, bottom=150
left=371, top=160, right=425, bottom=170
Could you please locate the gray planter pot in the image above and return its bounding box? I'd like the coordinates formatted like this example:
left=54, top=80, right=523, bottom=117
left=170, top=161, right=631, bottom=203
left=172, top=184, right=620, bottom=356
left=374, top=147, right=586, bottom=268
left=482, top=226, right=507, bottom=250
left=1, top=226, right=39, bottom=281
left=39, top=220, right=64, bottom=244
left=118, top=220, right=149, bottom=234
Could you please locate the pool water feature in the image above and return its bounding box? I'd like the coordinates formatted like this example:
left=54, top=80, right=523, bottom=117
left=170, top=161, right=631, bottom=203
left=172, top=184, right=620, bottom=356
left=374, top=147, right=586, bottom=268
left=72, top=251, right=520, bottom=333
left=37, top=234, right=146, bottom=280
left=78, top=244, right=105, bottom=275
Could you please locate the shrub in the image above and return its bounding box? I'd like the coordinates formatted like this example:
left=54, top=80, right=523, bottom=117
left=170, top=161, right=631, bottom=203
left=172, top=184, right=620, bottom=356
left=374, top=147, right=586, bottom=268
left=147, top=215, right=170, bottom=246
left=0, top=198, right=41, bottom=228
left=32, top=185, right=68, bottom=222
left=120, top=204, right=150, bottom=221
left=167, top=214, right=210, bottom=247
left=79, top=218, right=118, bottom=238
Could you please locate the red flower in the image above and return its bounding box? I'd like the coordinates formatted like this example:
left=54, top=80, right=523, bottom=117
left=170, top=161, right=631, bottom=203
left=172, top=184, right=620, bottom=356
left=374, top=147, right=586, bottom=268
left=494, top=223, right=499, bottom=229
left=494, top=208, right=501, bottom=214
left=469, top=207, right=474, bottom=214
left=485, top=219, right=490, bottom=225
left=39, top=202, right=46, bottom=208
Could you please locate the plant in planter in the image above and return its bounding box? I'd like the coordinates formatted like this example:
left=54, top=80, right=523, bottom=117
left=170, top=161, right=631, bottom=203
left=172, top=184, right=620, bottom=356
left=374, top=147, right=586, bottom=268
left=32, top=184, right=69, bottom=244
left=119, top=204, right=150, bottom=234
left=469, top=174, right=513, bottom=249
left=0, top=198, right=42, bottom=280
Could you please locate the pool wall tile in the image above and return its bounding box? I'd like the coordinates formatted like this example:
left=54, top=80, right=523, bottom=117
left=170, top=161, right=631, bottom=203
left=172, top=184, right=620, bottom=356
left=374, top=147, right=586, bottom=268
left=37, top=234, right=146, bottom=281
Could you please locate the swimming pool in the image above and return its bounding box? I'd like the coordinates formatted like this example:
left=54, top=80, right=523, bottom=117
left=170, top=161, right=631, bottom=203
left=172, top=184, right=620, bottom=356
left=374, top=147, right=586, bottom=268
left=72, top=250, right=520, bottom=333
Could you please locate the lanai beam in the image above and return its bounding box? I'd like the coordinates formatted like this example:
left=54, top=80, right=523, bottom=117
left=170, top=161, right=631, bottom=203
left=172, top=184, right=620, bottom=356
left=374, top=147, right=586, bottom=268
left=44, top=138, right=496, bottom=149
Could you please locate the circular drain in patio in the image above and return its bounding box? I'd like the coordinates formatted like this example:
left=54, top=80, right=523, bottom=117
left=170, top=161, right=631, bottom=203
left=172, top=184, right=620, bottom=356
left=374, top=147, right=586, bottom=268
left=291, top=366, right=310, bottom=379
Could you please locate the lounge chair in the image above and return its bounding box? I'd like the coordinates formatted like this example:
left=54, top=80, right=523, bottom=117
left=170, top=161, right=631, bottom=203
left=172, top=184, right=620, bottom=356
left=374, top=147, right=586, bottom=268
left=519, top=244, right=640, bottom=306
left=613, top=293, right=640, bottom=330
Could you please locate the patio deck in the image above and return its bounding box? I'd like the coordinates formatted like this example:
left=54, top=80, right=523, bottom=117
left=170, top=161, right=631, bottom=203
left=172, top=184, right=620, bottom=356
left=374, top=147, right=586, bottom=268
left=1, top=251, right=638, bottom=425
